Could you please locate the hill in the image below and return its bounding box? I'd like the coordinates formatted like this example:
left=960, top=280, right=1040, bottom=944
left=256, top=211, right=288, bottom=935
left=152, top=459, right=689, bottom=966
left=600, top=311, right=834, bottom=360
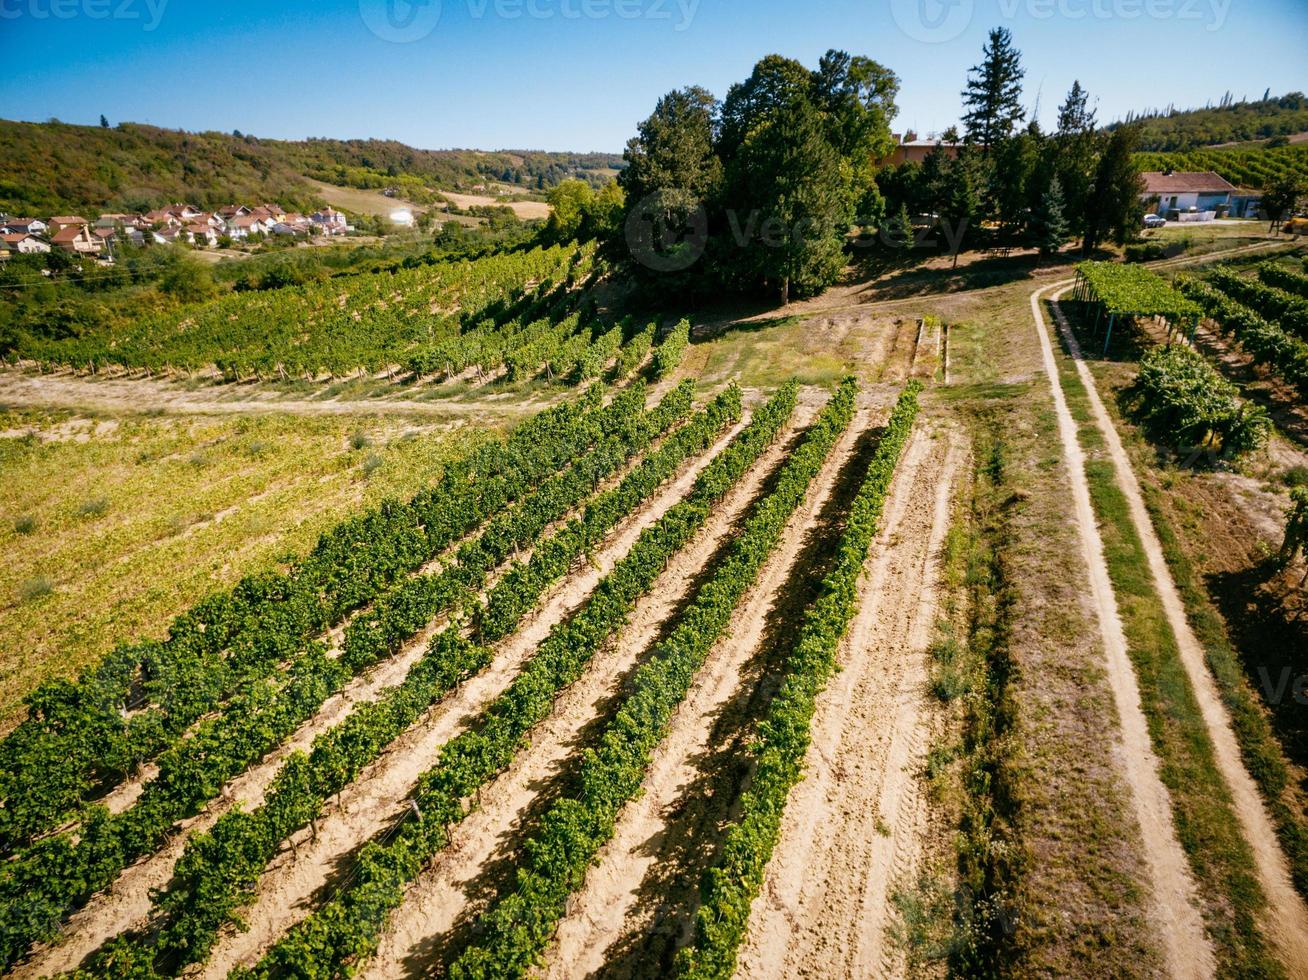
left=1112, top=91, right=1308, bottom=151
left=0, top=119, right=622, bottom=217
left=1135, top=142, right=1308, bottom=189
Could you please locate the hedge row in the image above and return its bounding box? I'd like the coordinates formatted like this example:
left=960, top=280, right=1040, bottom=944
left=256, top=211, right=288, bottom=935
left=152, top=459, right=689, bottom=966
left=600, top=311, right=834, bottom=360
left=448, top=378, right=860, bottom=979
left=677, top=382, right=923, bottom=979
left=0, top=386, right=612, bottom=851
left=615, top=322, right=656, bottom=380
left=78, top=387, right=738, bottom=977
left=0, top=387, right=666, bottom=969
left=238, top=382, right=801, bottom=980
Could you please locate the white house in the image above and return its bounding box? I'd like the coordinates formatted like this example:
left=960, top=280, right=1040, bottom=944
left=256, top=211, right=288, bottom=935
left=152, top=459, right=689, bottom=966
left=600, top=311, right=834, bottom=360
left=185, top=223, right=219, bottom=246
left=1141, top=171, right=1238, bottom=221
left=1, top=232, right=51, bottom=254
left=310, top=208, right=348, bottom=234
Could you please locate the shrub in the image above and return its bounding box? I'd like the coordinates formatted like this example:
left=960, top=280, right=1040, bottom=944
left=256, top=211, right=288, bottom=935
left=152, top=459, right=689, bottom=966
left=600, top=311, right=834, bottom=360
left=77, top=497, right=109, bottom=518
left=13, top=516, right=36, bottom=535
left=19, top=577, right=53, bottom=602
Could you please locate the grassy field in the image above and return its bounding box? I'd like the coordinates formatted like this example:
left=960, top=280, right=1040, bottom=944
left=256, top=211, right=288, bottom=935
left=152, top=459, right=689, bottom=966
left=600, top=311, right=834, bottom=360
left=0, top=408, right=486, bottom=728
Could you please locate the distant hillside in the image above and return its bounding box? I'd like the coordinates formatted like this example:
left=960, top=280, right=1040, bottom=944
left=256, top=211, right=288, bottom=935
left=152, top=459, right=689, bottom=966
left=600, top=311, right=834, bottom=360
left=0, top=119, right=622, bottom=217
left=1111, top=92, right=1308, bottom=151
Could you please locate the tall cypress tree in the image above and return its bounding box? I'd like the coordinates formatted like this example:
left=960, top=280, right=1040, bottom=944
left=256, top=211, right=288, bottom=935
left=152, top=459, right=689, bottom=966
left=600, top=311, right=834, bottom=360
left=960, top=27, right=1026, bottom=150
left=1052, top=80, right=1098, bottom=240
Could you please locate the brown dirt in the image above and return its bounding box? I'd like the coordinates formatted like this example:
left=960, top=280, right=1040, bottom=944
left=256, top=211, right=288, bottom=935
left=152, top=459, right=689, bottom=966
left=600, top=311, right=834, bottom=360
left=536, top=401, right=884, bottom=979
left=733, top=424, right=960, bottom=978
left=198, top=414, right=760, bottom=977
left=1049, top=290, right=1308, bottom=974
left=355, top=403, right=823, bottom=979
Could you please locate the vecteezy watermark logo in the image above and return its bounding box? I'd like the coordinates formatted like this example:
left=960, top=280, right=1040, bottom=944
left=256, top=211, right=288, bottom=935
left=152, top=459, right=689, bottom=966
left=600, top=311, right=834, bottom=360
left=0, top=0, right=169, bottom=31
left=891, top=0, right=974, bottom=43
left=359, top=0, right=443, bottom=43
left=625, top=192, right=709, bottom=273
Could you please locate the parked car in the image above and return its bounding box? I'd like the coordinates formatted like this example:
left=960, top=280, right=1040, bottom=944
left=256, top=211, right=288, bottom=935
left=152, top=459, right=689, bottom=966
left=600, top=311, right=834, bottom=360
left=1143, top=213, right=1167, bottom=228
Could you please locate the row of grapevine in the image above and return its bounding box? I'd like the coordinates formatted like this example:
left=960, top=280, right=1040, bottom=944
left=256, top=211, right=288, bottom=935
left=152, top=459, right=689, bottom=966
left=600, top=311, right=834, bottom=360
left=615, top=322, right=656, bottom=379
left=338, top=382, right=692, bottom=671
left=240, top=382, right=800, bottom=979
left=0, top=388, right=670, bottom=967
left=1209, top=266, right=1308, bottom=340
left=653, top=318, right=692, bottom=379
left=0, top=386, right=613, bottom=853
left=448, top=378, right=859, bottom=978
left=1126, top=344, right=1270, bottom=458
left=17, top=245, right=591, bottom=379
left=1177, top=276, right=1308, bottom=397
left=1260, top=264, right=1308, bottom=302
left=475, top=385, right=740, bottom=644
left=74, top=387, right=742, bottom=978
left=678, top=382, right=923, bottom=979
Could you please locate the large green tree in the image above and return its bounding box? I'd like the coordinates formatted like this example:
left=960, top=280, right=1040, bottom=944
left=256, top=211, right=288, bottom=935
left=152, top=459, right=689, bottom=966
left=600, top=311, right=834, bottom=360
left=1084, top=125, right=1146, bottom=251
left=961, top=27, right=1026, bottom=149
left=1051, top=80, right=1099, bottom=241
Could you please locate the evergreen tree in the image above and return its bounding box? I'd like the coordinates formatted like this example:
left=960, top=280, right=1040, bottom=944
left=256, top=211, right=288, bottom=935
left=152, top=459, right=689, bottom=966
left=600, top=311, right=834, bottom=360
left=940, top=153, right=980, bottom=267
left=1084, top=125, right=1145, bottom=251
left=1031, top=176, right=1070, bottom=257
left=961, top=27, right=1026, bottom=149
left=1052, top=80, right=1098, bottom=241
left=884, top=202, right=914, bottom=250
left=99, top=115, right=109, bottom=129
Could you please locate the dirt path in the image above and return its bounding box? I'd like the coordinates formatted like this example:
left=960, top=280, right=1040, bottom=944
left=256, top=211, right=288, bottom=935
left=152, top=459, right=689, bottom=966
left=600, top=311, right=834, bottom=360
left=0, top=368, right=541, bottom=419
left=1047, top=289, right=1308, bottom=974
left=357, top=404, right=828, bottom=979
left=730, top=424, right=957, bottom=978
left=1029, top=281, right=1216, bottom=979
left=203, top=411, right=792, bottom=977
left=536, top=403, right=878, bottom=980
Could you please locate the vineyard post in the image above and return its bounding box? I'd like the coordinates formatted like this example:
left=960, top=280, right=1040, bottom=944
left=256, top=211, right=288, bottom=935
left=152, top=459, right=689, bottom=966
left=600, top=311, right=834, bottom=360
left=1103, top=313, right=1116, bottom=356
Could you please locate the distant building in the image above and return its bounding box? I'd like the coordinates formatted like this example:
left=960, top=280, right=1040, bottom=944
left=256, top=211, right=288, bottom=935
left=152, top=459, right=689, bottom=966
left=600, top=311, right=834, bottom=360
left=1140, top=171, right=1243, bottom=220
left=880, top=132, right=969, bottom=167
left=310, top=208, right=349, bottom=234
left=389, top=208, right=415, bottom=227
left=50, top=223, right=101, bottom=254
left=1, top=218, right=47, bottom=235
left=47, top=215, right=91, bottom=234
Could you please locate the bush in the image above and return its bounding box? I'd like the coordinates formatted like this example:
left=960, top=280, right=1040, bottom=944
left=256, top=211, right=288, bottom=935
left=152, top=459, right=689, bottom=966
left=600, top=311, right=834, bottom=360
left=13, top=516, right=36, bottom=535
left=350, top=431, right=373, bottom=450
left=77, top=497, right=109, bottom=518
left=18, top=577, right=53, bottom=602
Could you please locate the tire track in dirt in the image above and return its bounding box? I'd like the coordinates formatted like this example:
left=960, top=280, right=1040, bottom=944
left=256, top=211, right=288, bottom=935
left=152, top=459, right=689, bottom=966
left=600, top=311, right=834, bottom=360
left=354, top=404, right=824, bottom=979
left=1048, top=289, right=1308, bottom=974
left=16, top=417, right=748, bottom=979
left=201, top=410, right=792, bottom=978
left=1029, top=281, right=1215, bottom=980
left=536, top=402, right=879, bottom=980
left=732, top=423, right=959, bottom=980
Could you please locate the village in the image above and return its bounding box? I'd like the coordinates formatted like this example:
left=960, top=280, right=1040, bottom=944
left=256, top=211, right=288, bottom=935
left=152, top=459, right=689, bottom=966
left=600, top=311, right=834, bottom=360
left=0, top=202, right=354, bottom=261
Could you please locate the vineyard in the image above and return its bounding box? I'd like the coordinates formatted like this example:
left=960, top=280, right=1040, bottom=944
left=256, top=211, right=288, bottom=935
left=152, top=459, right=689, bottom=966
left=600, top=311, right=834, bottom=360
left=8, top=244, right=686, bottom=389
left=1135, top=143, right=1308, bottom=188
left=0, top=367, right=947, bottom=980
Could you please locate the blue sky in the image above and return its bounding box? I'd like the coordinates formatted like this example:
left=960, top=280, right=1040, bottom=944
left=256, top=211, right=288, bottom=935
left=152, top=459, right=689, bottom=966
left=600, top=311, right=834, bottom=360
left=0, top=0, right=1304, bottom=151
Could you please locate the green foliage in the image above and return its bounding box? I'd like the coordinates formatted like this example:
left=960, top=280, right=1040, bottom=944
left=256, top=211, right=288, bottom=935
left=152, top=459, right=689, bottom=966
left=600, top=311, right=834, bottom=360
left=1258, top=263, right=1308, bottom=302
left=1126, top=344, right=1271, bottom=459
left=1031, top=176, right=1071, bottom=257
left=677, top=381, right=922, bottom=979
left=1077, top=261, right=1200, bottom=319
left=1085, top=125, right=1146, bottom=250
left=1209, top=266, right=1308, bottom=340
left=1282, top=487, right=1308, bottom=568
left=448, top=379, right=858, bottom=979
left=1121, top=92, right=1308, bottom=152
left=1177, top=274, right=1308, bottom=397
left=241, top=383, right=799, bottom=980
left=0, top=119, right=621, bottom=217
left=960, top=27, right=1026, bottom=147
left=652, top=318, right=691, bottom=379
